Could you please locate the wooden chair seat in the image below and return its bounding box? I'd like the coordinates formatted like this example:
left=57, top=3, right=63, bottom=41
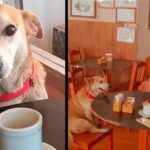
left=73, top=128, right=113, bottom=150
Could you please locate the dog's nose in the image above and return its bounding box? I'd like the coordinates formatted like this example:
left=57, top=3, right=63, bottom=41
left=0, top=62, right=3, bottom=69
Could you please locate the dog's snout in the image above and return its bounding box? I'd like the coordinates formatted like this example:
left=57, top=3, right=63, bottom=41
left=0, top=62, right=3, bottom=69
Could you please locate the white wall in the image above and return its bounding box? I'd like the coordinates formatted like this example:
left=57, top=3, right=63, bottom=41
left=23, top=0, right=65, bottom=53
left=137, top=0, right=150, bottom=60
left=3, top=0, right=15, bottom=6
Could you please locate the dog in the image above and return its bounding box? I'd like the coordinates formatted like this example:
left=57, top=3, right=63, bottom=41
left=68, top=75, right=110, bottom=149
left=0, top=4, right=48, bottom=107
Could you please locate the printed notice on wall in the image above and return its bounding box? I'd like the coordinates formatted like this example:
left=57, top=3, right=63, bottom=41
left=115, top=0, right=137, bottom=8
left=117, top=27, right=135, bottom=43
left=117, top=9, right=135, bottom=22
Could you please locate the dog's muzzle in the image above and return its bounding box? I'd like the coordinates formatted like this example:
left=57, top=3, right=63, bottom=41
left=99, top=85, right=111, bottom=93
left=0, top=62, right=2, bottom=68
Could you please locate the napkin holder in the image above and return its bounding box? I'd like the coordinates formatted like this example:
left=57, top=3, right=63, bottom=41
left=113, top=93, right=124, bottom=112
left=105, top=53, right=113, bottom=62
left=122, top=97, right=135, bottom=113
left=97, top=57, right=107, bottom=64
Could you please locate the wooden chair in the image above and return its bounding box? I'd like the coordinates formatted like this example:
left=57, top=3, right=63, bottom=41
left=144, top=56, right=150, bottom=80
left=125, top=62, right=145, bottom=132
left=129, top=61, right=145, bottom=91
left=69, top=48, right=85, bottom=93
left=68, top=71, right=75, bottom=98
left=112, top=62, right=146, bottom=92
left=73, top=128, right=113, bottom=150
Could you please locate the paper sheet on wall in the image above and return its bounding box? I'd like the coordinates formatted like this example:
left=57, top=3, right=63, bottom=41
left=115, top=0, right=137, bottom=8
left=117, top=9, right=135, bottom=22
left=117, top=27, right=135, bottom=43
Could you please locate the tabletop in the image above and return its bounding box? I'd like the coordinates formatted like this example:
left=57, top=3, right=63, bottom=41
left=91, top=91, right=150, bottom=130
left=0, top=99, right=65, bottom=150
left=69, top=58, right=137, bottom=72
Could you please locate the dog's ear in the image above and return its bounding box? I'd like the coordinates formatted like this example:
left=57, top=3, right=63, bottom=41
left=92, top=72, right=107, bottom=80
left=21, top=11, right=43, bottom=39
left=84, top=77, right=93, bottom=85
left=100, top=71, right=107, bottom=80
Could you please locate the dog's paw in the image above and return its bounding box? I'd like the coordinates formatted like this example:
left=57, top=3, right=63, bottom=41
left=90, top=128, right=110, bottom=133
left=98, top=128, right=110, bottom=133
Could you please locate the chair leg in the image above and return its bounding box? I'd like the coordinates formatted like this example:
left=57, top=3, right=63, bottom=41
left=106, top=130, right=114, bottom=150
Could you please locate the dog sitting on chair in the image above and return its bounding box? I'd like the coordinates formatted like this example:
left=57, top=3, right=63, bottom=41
left=0, top=4, right=48, bottom=107
left=68, top=75, right=110, bottom=149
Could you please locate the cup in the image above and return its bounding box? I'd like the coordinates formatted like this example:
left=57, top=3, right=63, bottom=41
left=0, top=107, right=42, bottom=150
left=143, top=101, right=150, bottom=116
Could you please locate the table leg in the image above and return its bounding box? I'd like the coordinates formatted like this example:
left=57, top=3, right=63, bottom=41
left=138, top=129, right=149, bottom=150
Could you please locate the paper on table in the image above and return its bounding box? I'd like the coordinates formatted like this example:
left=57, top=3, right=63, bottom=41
left=126, top=97, right=135, bottom=104
left=114, top=93, right=124, bottom=102
left=136, top=118, right=150, bottom=128
left=117, top=27, right=135, bottom=43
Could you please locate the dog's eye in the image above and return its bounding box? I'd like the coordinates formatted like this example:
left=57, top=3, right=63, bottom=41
left=99, top=81, right=103, bottom=83
left=5, top=25, right=17, bottom=36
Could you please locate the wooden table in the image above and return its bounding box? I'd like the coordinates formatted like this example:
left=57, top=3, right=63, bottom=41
left=69, top=58, right=139, bottom=90
left=69, top=58, right=137, bottom=72
left=0, top=99, right=65, bottom=150
left=91, top=91, right=150, bottom=150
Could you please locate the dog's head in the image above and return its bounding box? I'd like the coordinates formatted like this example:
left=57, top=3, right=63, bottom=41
left=0, top=4, right=43, bottom=78
left=84, top=74, right=109, bottom=96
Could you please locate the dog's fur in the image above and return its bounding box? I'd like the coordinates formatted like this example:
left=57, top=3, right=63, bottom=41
left=68, top=75, right=109, bottom=149
left=0, top=4, right=48, bottom=107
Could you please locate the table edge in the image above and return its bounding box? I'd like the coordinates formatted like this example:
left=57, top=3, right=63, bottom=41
left=91, top=109, right=121, bottom=126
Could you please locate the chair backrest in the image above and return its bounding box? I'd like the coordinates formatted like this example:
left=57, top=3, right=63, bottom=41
left=70, top=48, right=81, bottom=63
left=69, top=48, right=84, bottom=75
left=144, top=56, right=150, bottom=80
left=129, top=62, right=146, bottom=91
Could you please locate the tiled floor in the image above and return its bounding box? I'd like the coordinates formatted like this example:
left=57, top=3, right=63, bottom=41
left=45, top=67, right=65, bottom=100
left=93, top=126, right=150, bottom=150
left=92, top=126, right=143, bottom=150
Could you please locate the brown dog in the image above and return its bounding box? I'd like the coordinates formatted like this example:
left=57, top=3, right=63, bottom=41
left=0, top=4, right=48, bottom=107
left=68, top=75, right=110, bottom=149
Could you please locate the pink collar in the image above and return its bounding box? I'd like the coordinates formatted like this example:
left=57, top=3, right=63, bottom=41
left=84, top=88, right=96, bottom=101
left=0, top=64, right=35, bottom=102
